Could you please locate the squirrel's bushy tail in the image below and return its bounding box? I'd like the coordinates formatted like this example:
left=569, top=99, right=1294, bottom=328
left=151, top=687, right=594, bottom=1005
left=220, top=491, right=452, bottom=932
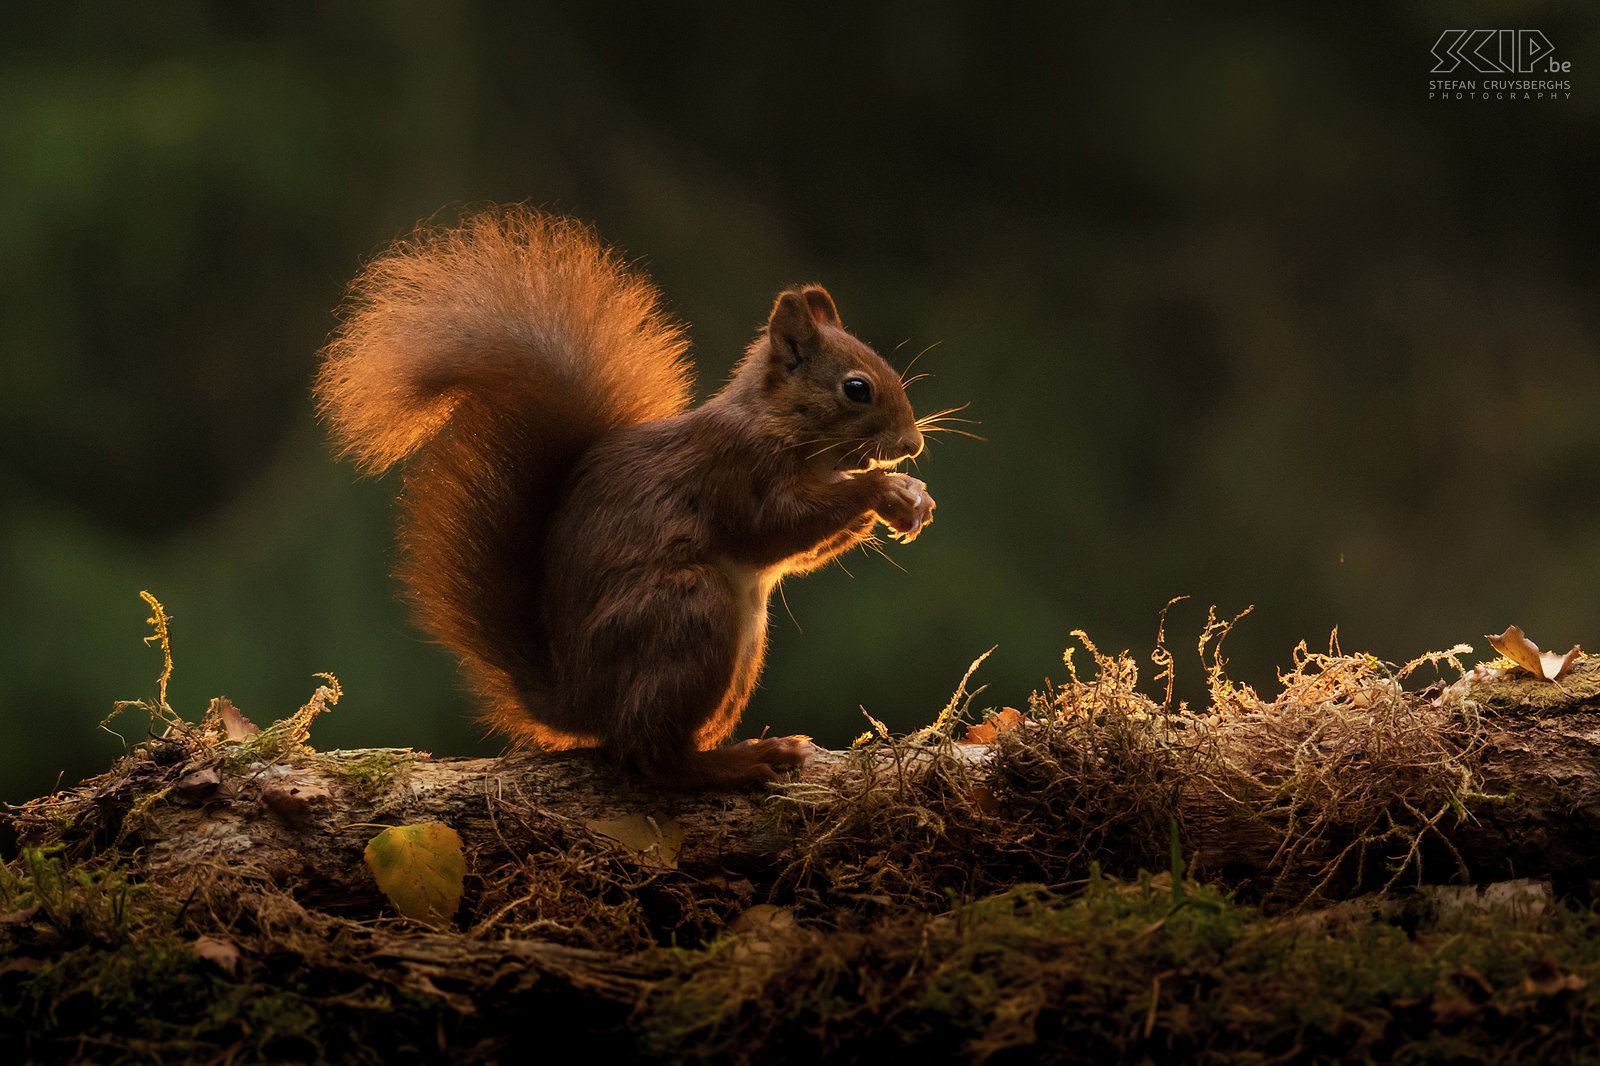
left=315, top=208, right=693, bottom=743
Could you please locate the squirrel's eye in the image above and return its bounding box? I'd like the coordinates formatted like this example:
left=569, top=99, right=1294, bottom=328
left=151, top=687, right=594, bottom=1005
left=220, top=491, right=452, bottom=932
left=842, top=377, right=873, bottom=404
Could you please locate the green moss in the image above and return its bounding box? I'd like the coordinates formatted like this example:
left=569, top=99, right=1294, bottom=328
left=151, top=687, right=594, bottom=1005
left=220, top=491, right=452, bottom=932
left=1, top=936, right=445, bottom=1064
left=304, top=747, right=416, bottom=798
left=640, top=877, right=1600, bottom=1064
left=1465, top=656, right=1600, bottom=715
left=0, top=848, right=453, bottom=1065
left=0, top=846, right=156, bottom=944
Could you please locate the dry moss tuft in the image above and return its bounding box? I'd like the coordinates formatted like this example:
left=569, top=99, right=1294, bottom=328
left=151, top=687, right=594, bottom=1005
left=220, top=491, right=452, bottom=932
left=767, top=636, right=1207, bottom=920
left=465, top=795, right=750, bottom=952
left=762, top=619, right=1521, bottom=919
left=990, top=630, right=1206, bottom=883
left=1210, top=638, right=1498, bottom=903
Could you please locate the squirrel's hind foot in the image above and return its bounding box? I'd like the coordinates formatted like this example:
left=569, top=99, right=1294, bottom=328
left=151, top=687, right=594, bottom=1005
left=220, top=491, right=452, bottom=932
left=731, top=735, right=812, bottom=770
left=639, top=735, right=812, bottom=791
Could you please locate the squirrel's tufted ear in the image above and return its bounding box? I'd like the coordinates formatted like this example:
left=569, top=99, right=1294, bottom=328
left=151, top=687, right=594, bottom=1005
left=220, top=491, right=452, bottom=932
left=800, top=285, right=842, bottom=329
left=767, top=290, right=819, bottom=371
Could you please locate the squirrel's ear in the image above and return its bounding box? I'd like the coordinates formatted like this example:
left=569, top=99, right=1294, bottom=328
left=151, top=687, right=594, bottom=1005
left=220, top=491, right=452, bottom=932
left=800, top=285, right=842, bottom=329
left=767, top=290, right=819, bottom=372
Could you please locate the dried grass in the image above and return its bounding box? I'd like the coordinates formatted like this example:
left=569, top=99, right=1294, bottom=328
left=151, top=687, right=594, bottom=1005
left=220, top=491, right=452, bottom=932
left=1216, top=637, right=1490, bottom=902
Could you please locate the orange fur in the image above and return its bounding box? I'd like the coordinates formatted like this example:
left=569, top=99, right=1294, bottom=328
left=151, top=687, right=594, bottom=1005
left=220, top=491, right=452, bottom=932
left=315, top=207, right=934, bottom=788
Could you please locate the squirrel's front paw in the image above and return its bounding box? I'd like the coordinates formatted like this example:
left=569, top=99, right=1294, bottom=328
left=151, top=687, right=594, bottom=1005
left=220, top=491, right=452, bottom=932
left=878, top=474, right=936, bottom=542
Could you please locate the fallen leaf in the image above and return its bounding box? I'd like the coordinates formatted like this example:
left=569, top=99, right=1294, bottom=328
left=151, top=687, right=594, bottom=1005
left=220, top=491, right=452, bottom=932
left=210, top=697, right=259, bottom=741
left=729, top=903, right=795, bottom=936
left=728, top=904, right=798, bottom=960
left=1486, top=625, right=1582, bottom=681
left=1448, top=964, right=1494, bottom=997
left=192, top=935, right=241, bottom=976
left=585, top=814, right=683, bottom=869
left=968, top=784, right=1001, bottom=814
left=1523, top=957, right=1588, bottom=997
left=174, top=765, right=222, bottom=798
left=1430, top=992, right=1480, bottom=1027
left=364, top=822, right=466, bottom=924
left=961, top=707, right=1029, bottom=745
left=260, top=781, right=332, bottom=826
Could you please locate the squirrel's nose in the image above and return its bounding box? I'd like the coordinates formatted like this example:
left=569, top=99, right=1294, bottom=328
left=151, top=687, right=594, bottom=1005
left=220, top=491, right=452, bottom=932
left=896, top=431, right=924, bottom=461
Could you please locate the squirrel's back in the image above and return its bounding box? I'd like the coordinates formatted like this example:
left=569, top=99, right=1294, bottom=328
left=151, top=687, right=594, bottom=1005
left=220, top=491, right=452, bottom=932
left=314, top=208, right=694, bottom=739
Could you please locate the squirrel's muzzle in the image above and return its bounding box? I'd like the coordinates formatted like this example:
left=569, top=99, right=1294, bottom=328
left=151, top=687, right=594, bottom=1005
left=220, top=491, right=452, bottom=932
left=887, top=430, right=924, bottom=463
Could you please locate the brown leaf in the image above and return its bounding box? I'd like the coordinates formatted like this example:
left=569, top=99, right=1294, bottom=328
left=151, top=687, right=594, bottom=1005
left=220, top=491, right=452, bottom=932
left=1486, top=625, right=1583, bottom=681
left=1543, top=646, right=1584, bottom=682
left=728, top=904, right=798, bottom=961
left=729, top=903, right=795, bottom=936
left=175, top=765, right=222, bottom=797
left=1488, top=625, right=1544, bottom=675
left=192, top=935, right=241, bottom=976
left=1449, top=964, right=1494, bottom=997
left=585, top=814, right=683, bottom=869
left=960, top=707, right=1029, bottom=745
left=1523, top=957, right=1587, bottom=997
left=1430, top=993, right=1480, bottom=1027
left=210, top=696, right=259, bottom=741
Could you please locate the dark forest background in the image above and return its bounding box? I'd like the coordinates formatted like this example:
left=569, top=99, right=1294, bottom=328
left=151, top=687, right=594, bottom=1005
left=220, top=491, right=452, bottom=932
left=2, top=2, right=1596, bottom=807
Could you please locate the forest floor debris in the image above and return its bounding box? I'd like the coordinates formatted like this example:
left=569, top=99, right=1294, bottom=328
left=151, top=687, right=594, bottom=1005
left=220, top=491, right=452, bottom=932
left=4, top=599, right=1598, bottom=1062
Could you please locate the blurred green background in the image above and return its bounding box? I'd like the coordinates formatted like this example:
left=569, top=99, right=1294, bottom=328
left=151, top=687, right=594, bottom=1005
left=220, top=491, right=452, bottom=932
left=3, top=3, right=1597, bottom=808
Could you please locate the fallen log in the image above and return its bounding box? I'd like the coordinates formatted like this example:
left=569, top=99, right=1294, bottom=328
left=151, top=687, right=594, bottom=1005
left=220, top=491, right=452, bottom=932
left=7, top=647, right=1600, bottom=1064
left=14, top=654, right=1600, bottom=921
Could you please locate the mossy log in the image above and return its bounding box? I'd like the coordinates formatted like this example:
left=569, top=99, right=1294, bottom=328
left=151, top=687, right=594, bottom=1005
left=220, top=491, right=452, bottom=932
left=11, top=651, right=1600, bottom=1064
left=17, top=659, right=1600, bottom=919
left=89, top=746, right=834, bottom=913
left=1183, top=694, right=1600, bottom=899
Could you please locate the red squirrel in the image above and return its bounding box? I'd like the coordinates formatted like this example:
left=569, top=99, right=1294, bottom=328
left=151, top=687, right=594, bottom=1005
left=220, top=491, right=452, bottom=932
left=315, top=207, right=936, bottom=788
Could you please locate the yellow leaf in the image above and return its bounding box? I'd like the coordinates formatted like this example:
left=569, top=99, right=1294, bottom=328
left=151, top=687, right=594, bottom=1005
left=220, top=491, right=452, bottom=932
left=363, top=822, right=466, bottom=924
left=584, top=814, right=683, bottom=869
